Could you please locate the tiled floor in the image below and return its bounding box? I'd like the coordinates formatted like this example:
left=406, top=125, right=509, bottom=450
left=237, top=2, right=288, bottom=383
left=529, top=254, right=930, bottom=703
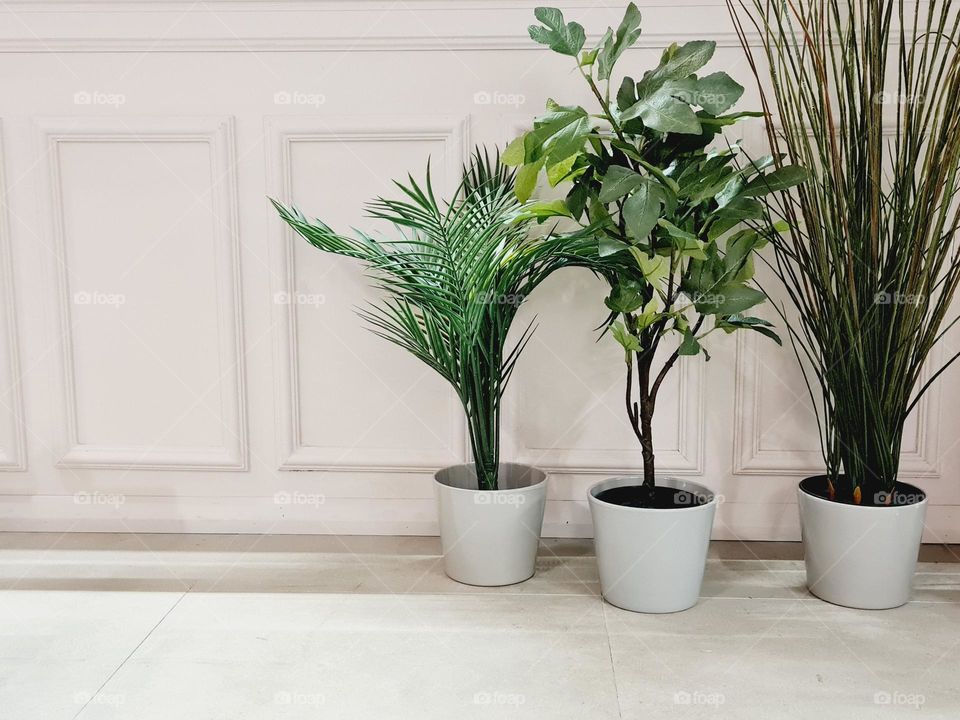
left=1, top=534, right=959, bottom=719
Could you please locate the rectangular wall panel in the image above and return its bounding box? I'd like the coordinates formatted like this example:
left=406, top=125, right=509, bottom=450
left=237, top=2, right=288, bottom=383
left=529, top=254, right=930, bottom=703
left=266, top=116, right=469, bottom=471
left=38, top=116, right=246, bottom=469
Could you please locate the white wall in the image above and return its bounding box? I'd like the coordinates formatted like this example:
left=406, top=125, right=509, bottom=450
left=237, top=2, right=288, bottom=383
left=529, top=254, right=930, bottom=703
left=0, top=0, right=957, bottom=539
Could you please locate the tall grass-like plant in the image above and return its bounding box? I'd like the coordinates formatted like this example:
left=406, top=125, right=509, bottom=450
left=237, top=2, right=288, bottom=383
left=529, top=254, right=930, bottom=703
left=729, top=0, right=960, bottom=503
left=272, top=150, right=600, bottom=491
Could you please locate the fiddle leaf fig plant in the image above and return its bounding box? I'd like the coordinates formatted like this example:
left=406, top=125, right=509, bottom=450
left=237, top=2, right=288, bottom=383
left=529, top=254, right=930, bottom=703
left=508, top=4, right=807, bottom=498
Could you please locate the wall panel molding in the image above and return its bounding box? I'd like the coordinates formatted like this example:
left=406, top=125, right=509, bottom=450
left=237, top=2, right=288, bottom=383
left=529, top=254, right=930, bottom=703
left=0, top=122, right=27, bottom=471
left=38, top=115, right=247, bottom=470
left=733, top=331, right=941, bottom=477
left=266, top=114, right=469, bottom=472
left=0, top=1, right=747, bottom=53
left=510, top=356, right=705, bottom=475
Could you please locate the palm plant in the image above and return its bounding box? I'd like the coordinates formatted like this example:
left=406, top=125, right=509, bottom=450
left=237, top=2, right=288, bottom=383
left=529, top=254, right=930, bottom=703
left=272, top=149, right=601, bottom=491
left=729, top=0, right=960, bottom=503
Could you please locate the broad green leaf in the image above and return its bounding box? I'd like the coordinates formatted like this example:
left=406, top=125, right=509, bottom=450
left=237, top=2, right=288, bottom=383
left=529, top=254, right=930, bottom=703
left=598, top=165, right=644, bottom=202
left=640, top=40, right=716, bottom=91
left=716, top=176, right=744, bottom=208
left=693, top=72, right=745, bottom=115
left=502, top=135, right=526, bottom=166
left=616, top=76, right=638, bottom=115
left=598, top=2, right=642, bottom=81
left=566, top=182, right=589, bottom=219
left=740, top=154, right=778, bottom=178
left=528, top=7, right=586, bottom=57
left=544, top=116, right=591, bottom=165
left=693, top=283, right=766, bottom=315
left=723, top=229, right=759, bottom=272
left=657, top=218, right=698, bottom=242
left=611, top=321, right=642, bottom=354
left=717, top=315, right=782, bottom=344
left=511, top=199, right=572, bottom=222
left=622, top=183, right=661, bottom=241
left=546, top=154, right=579, bottom=186
left=635, top=157, right=681, bottom=195
left=659, top=218, right=706, bottom=259
left=605, top=280, right=646, bottom=314
left=599, top=236, right=630, bottom=256
left=742, top=165, right=808, bottom=195
left=712, top=195, right=764, bottom=220
left=580, top=46, right=600, bottom=66
left=622, top=91, right=702, bottom=134
left=635, top=300, right=660, bottom=330
left=520, top=101, right=590, bottom=164
left=697, top=110, right=764, bottom=127
left=630, top=248, right=669, bottom=283
left=707, top=217, right=741, bottom=241
left=678, top=329, right=701, bottom=356
left=514, top=159, right=544, bottom=202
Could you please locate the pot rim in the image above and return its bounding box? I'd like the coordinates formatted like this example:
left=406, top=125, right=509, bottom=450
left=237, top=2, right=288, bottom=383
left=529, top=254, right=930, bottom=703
left=798, top=475, right=928, bottom=510
left=434, top=462, right=546, bottom=494
left=588, top=475, right=718, bottom=512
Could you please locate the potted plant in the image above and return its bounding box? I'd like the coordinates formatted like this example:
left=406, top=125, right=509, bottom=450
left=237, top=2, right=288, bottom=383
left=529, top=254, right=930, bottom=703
left=272, top=150, right=599, bottom=586
left=510, top=5, right=805, bottom=612
left=729, top=0, right=960, bottom=608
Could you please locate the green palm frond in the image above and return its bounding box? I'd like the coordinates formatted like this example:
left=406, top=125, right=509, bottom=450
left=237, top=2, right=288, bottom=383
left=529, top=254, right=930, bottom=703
left=271, top=148, right=605, bottom=490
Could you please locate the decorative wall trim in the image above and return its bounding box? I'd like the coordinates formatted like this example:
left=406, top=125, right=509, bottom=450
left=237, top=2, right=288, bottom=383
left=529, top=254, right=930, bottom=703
left=266, top=115, right=469, bottom=472
left=732, top=331, right=941, bottom=477
left=0, top=1, right=747, bottom=53
left=37, top=115, right=248, bottom=470
left=0, top=122, right=27, bottom=471
left=511, top=356, right=705, bottom=475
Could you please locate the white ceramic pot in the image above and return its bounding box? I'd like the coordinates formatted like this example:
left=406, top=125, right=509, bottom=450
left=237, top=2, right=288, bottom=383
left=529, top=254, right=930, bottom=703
left=798, top=476, right=927, bottom=609
left=588, top=476, right=717, bottom=613
left=434, top=463, right=546, bottom=586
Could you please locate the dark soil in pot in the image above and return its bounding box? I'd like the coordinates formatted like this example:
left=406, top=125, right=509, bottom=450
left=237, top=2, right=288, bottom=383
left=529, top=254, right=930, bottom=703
left=595, top=485, right=709, bottom=509
left=800, top=475, right=926, bottom=507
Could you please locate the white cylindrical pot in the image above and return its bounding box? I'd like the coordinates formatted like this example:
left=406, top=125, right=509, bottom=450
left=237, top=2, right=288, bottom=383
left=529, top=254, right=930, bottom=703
left=588, top=476, right=717, bottom=614
left=798, top=476, right=927, bottom=609
left=434, top=463, right=546, bottom=586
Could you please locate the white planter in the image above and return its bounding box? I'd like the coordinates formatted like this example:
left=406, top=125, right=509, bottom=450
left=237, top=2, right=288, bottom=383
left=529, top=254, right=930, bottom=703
left=434, top=463, right=546, bottom=586
left=588, top=476, right=717, bottom=613
left=798, top=476, right=927, bottom=609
